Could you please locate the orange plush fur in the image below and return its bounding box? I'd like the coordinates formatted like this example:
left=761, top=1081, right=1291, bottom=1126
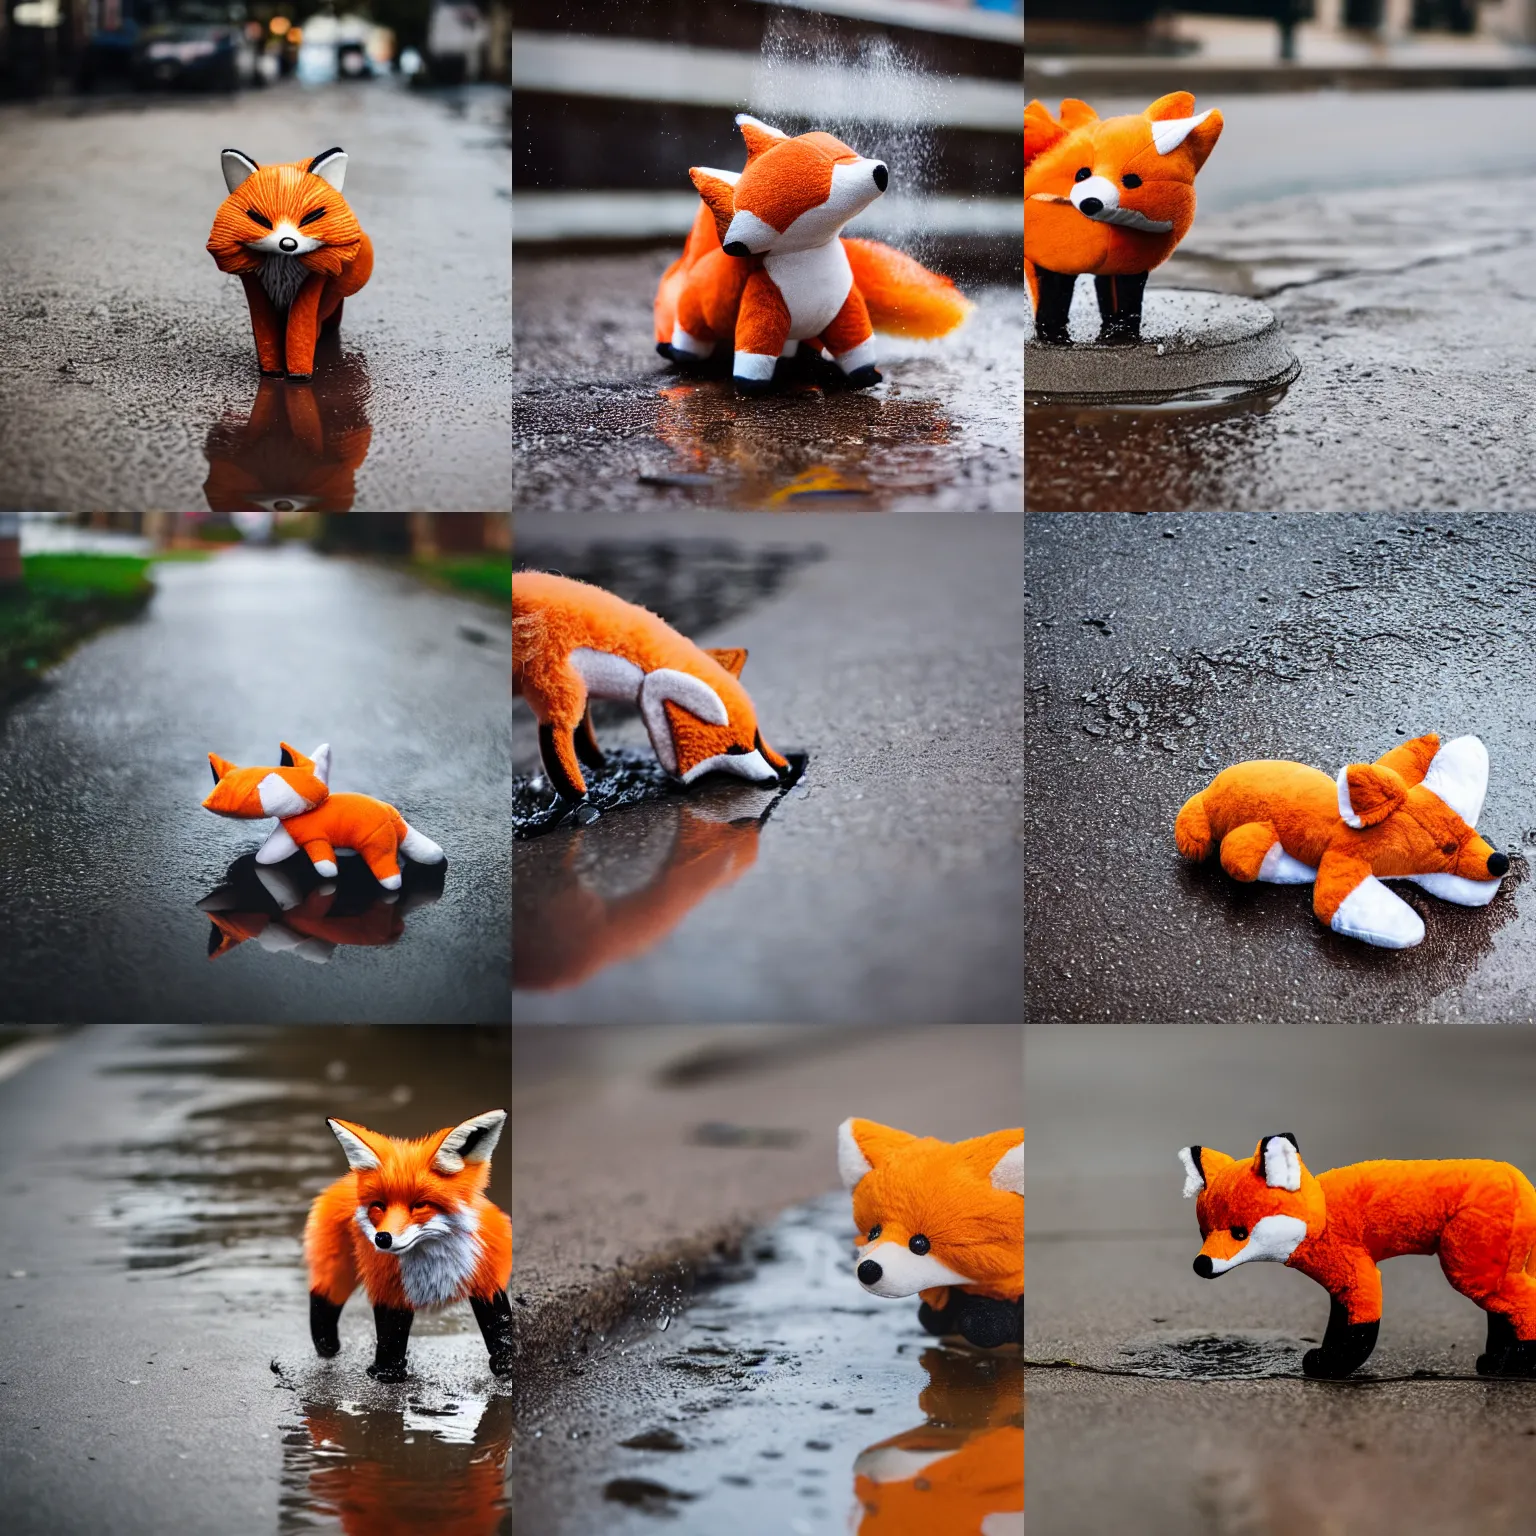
left=655, top=114, right=969, bottom=392
left=1175, top=732, right=1509, bottom=949
left=306, top=1112, right=512, bottom=1379
left=203, top=740, right=444, bottom=891
left=1182, top=1135, right=1536, bottom=1377
left=207, top=147, right=373, bottom=379
left=1026, top=93, right=1221, bottom=342
left=513, top=570, right=789, bottom=801
left=840, top=1119, right=1024, bottom=1309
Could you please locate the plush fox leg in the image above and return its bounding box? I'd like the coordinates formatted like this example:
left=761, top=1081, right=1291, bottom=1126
left=1303, top=1294, right=1382, bottom=1379
left=819, top=285, right=881, bottom=388
left=733, top=270, right=792, bottom=394
left=1174, top=792, right=1213, bottom=862
left=286, top=276, right=326, bottom=380
left=574, top=707, right=605, bottom=770
left=470, top=1289, right=515, bottom=1377
left=357, top=827, right=403, bottom=892
left=307, top=1219, right=359, bottom=1359
left=238, top=273, right=287, bottom=376
left=319, top=286, right=344, bottom=331
left=537, top=723, right=588, bottom=802
left=368, top=1303, right=414, bottom=1382
left=1094, top=272, right=1149, bottom=344
left=1315, top=850, right=1425, bottom=948
left=671, top=282, right=719, bottom=365
left=1219, top=823, right=1317, bottom=885
left=301, top=837, right=339, bottom=879
left=1030, top=265, right=1078, bottom=345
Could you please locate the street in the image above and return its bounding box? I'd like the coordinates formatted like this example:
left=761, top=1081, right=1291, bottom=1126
left=0, top=1024, right=511, bottom=1536
left=1026, top=513, right=1536, bottom=1023
left=0, top=545, right=511, bottom=1023
left=1028, top=1024, right=1536, bottom=1536
left=513, top=513, right=1025, bottom=1023
left=0, top=80, right=511, bottom=512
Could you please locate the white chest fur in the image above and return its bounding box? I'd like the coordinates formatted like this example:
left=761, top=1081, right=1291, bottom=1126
left=260, top=254, right=310, bottom=312
left=764, top=242, right=853, bottom=340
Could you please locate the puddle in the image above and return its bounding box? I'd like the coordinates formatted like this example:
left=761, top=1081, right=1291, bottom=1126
left=198, top=852, right=447, bottom=966
left=1117, top=1332, right=1307, bottom=1381
left=513, top=1192, right=1023, bottom=1535
left=203, top=344, right=374, bottom=513
left=512, top=756, right=808, bottom=990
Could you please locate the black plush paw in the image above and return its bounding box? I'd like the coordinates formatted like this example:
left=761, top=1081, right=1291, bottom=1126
left=1301, top=1347, right=1361, bottom=1379
left=313, top=1338, right=341, bottom=1359
left=842, top=364, right=883, bottom=389
left=1033, top=324, right=1071, bottom=346
left=1485, top=1340, right=1536, bottom=1377
left=734, top=375, right=778, bottom=396
left=286, top=371, right=313, bottom=382
left=260, top=367, right=286, bottom=378
left=917, top=1292, right=1022, bottom=1349
left=367, top=1361, right=410, bottom=1383
left=656, top=341, right=675, bottom=360
left=523, top=798, right=600, bottom=836
left=489, top=1352, right=513, bottom=1378
left=1477, top=1352, right=1500, bottom=1376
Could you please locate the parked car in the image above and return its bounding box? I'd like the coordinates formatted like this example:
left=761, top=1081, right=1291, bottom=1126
left=131, top=1, right=257, bottom=91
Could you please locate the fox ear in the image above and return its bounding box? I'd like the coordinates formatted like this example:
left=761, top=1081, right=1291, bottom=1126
left=209, top=752, right=235, bottom=784
left=1024, top=100, right=1065, bottom=167
left=706, top=647, right=748, bottom=679
left=736, top=113, right=789, bottom=159
left=279, top=741, right=314, bottom=773
left=309, top=743, right=331, bottom=784
left=307, top=147, right=347, bottom=191
left=221, top=149, right=259, bottom=194
left=989, top=1137, right=1024, bottom=1197
left=638, top=668, right=729, bottom=774
left=1253, top=1133, right=1302, bottom=1191
left=1373, top=733, right=1440, bottom=786
left=1143, top=94, right=1221, bottom=166
left=1058, top=97, right=1099, bottom=131
left=1336, top=762, right=1407, bottom=829
left=327, top=1117, right=384, bottom=1171
left=1178, top=1145, right=1206, bottom=1198
left=1144, top=91, right=1197, bottom=122
left=1420, top=734, right=1489, bottom=829
left=690, top=166, right=740, bottom=243
left=431, top=1110, right=506, bottom=1174
left=838, top=1117, right=917, bottom=1189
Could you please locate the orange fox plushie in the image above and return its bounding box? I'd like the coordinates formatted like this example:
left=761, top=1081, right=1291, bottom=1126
left=1176, top=732, right=1510, bottom=949
left=839, top=1118, right=1023, bottom=1349
left=306, top=1111, right=513, bottom=1382
left=514, top=570, right=790, bottom=823
left=1181, top=1134, right=1536, bottom=1378
left=203, top=740, right=445, bottom=891
left=655, top=114, right=971, bottom=393
left=207, top=147, right=374, bottom=380
left=1026, top=93, right=1222, bottom=344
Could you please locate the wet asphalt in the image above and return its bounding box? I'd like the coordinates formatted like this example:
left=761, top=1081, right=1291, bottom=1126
left=0, top=81, right=511, bottom=512
left=1026, top=90, right=1536, bottom=511
left=0, top=546, right=510, bottom=1023
left=0, top=1024, right=511, bottom=1536
left=1027, top=1024, right=1536, bottom=1536
left=513, top=252, right=1023, bottom=511
left=1026, top=513, right=1536, bottom=1023
left=512, top=513, right=1025, bottom=1023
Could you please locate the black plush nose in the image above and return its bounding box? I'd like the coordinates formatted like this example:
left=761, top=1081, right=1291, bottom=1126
left=722, top=240, right=750, bottom=258
left=1489, top=851, right=1510, bottom=876
left=374, top=1231, right=392, bottom=1250
left=1078, top=197, right=1104, bottom=217
left=1192, top=1254, right=1214, bottom=1278
left=279, top=236, right=298, bottom=253
left=857, top=1259, right=882, bottom=1286
left=872, top=163, right=888, bottom=191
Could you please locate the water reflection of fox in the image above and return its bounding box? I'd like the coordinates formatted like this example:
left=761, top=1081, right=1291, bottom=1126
left=203, top=347, right=372, bottom=512
left=854, top=1349, right=1023, bottom=1536
left=290, top=1393, right=512, bottom=1536
left=513, top=788, right=774, bottom=990
left=198, top=852, right=445, bottom=964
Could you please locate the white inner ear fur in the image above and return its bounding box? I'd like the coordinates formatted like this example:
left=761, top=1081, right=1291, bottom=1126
left=1335, top=765, right=1365, bottom=829
left=222, top=149, right=259, bottom=193
left=328, top=1119, right=380, bottom=1171
left=736, top=112, right=789, bottom=140
left=310, top=743, right=331, bottom=785
left=1151, top=110, right=1212, bottom=155
left=309, top=149, right=347, bottom=191
left=431, top=1110, right=506, bottom=1174
left=837, top=1118, right=873, bottom=1190
left=990, top=1142, right=1023, bottom=1197
left=1178, top=1146, right=1205, bottom=1198
left=694, top=165, right=742, bottom=188
left=638, top=667, right=729, bottom=776
left=1420, top=734, right=1488, bottom=828
left=1262, top=1136, right=1301, bottom=1191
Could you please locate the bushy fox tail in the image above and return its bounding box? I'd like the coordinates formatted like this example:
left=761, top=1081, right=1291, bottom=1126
left=654, top=202, right=723, bottom=344
left=844, top=238, right=972, bottom=339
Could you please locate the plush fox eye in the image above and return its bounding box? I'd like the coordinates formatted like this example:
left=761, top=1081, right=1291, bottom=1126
left=410, top=1201, right=434, bottom=1213
left=368, top=1202, right=385, bottom=1216
left=247, top=208, right=274, bottom=229
left=867, top=1225, right=881, bottom=1242
left=299, top=208, right=326, bottom=227
left=909, top=1234, right=930, bottom=1255
left=1073, top=167, right=1091, bottom=183
left=1122, top=173, right=1142, bottom=188
left=1230, top=1225, right=1249, bottom=1241
left=1441, top=840, right=1458, bottom=855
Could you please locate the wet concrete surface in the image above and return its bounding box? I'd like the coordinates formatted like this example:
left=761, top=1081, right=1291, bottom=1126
left=514, top=1192, right=1022, bottom=1535
left=0, top=1024, right=511, bottom=1536
left=0, top=81, right=511, bottom=512
left=1025, top=513, right=1536, bottom=1023
left=1025, top=92, right=1536, bottom=510
left=512, top=513, right=1024, bottom=1023
left=510, top=1024, right=1024, bottom=1366
left=1027, top=1024, right=1536, bottom=1536
left=512, top=252, right=1023, bottom=511
left=0, top=546, right=511, bottom=1022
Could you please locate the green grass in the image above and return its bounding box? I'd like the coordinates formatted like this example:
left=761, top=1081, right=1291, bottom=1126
left=0, top=553, right=156, bottom=702
left=412, top=554, right=512, bottom=605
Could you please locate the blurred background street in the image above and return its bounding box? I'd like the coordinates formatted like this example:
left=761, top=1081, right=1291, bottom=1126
left=0, top=49, right=511, bottom=511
